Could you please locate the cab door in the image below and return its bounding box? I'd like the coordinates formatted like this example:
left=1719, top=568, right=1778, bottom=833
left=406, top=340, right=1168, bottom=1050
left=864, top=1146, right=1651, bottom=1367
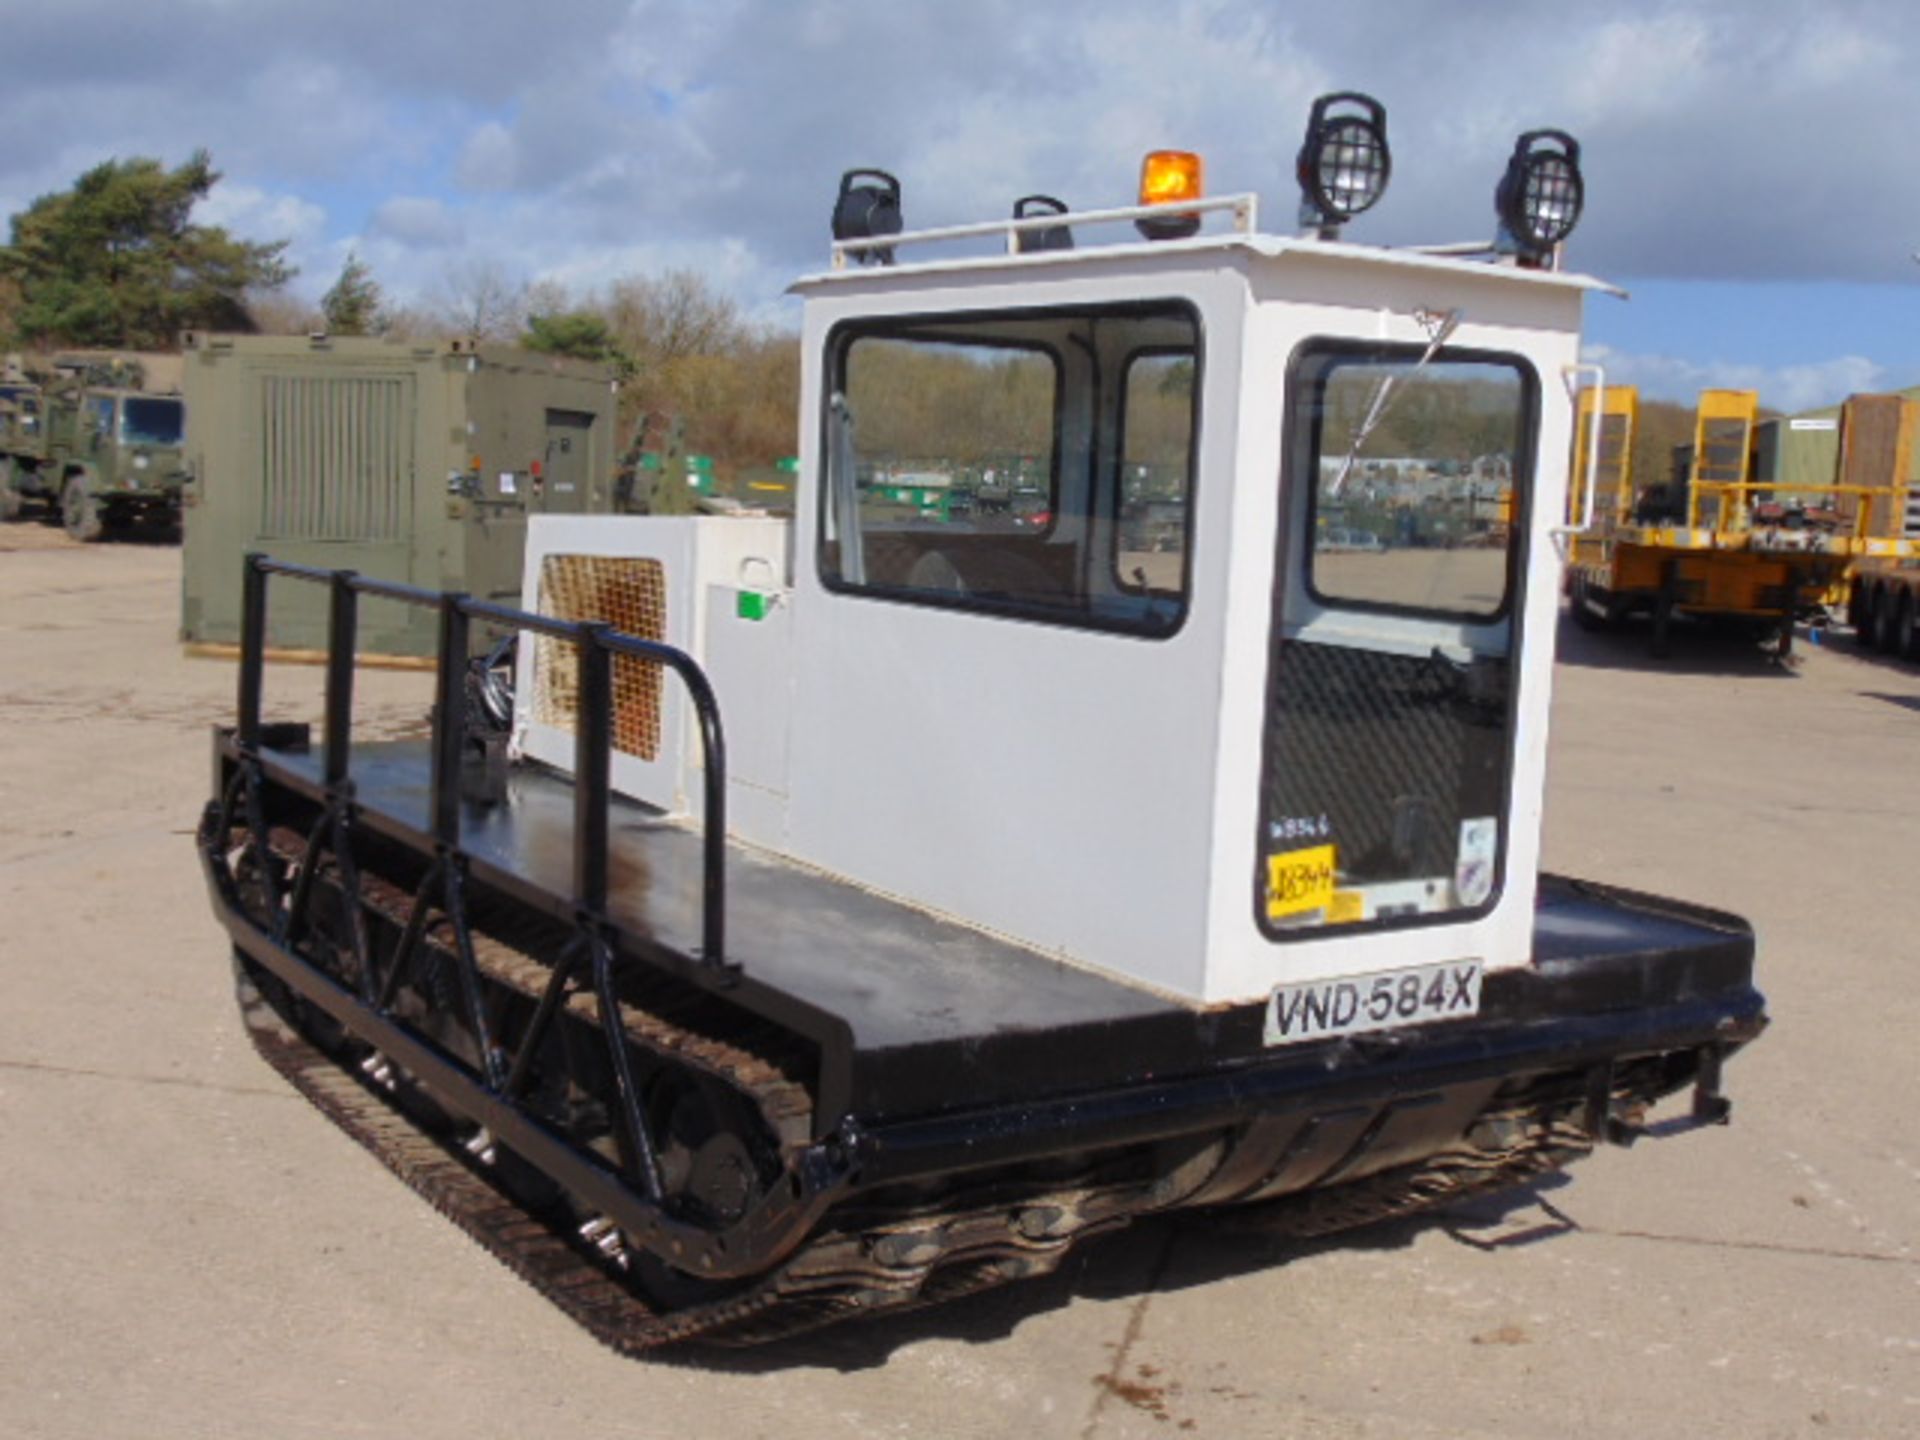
left=1257, top=340, right=1536, bottom=942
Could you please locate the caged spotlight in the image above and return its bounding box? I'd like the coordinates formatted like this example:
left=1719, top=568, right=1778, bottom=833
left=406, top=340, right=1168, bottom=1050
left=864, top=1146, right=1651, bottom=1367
left=832, top=169, right=904, bottom=266
left=1495, top=130, right=1584, bottom=265
left=1013, top=195, right=1074, bottom=253
left=1296, top=92, right=1390, bottom=238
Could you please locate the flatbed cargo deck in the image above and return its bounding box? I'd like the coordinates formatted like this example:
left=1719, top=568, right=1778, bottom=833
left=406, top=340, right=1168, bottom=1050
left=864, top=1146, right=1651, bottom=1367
left=215, top=726, right=1763, bottom=1130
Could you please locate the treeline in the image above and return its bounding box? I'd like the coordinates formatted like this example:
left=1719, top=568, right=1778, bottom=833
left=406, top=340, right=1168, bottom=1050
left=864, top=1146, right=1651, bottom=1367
left=0, top=151, right=803, bottom=476
left=843, top=343, right=1053, bottom=464
left=274, top=257, right=803, bottom=475
left=842, top=343, right=1199, bottom=476
left=1320, top=370, right=1524, bottom=466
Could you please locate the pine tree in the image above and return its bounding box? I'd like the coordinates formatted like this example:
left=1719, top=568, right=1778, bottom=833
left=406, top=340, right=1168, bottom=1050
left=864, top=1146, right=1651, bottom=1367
left=321, top=251, right=385, bottom=336
left=0, top=150, right=292, bottom=349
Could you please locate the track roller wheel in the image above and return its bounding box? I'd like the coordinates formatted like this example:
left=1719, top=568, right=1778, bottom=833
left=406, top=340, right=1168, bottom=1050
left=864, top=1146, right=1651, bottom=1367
left=616, top=1070, right=776, bottom=1312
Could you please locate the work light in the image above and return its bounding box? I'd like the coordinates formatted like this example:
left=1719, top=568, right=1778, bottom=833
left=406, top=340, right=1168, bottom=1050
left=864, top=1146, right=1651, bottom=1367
left=1296, top=92, right=1390, bottom=237
left=1013, top=195, right=1073, bottom=253
left=1495, top=130, right=1583, bottom=262
left=832, top=169, right=903, bottom=265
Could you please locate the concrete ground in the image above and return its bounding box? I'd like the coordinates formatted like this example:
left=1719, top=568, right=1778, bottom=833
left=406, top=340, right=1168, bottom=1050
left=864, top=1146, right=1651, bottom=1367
left=2, top=524, right=1915, bottom=1439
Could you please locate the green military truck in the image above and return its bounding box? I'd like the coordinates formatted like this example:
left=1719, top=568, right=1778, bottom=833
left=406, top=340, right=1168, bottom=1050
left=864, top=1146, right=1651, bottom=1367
left=0, top=354, right=189, bottom=540
left=179, top=333, right=619, bottom=658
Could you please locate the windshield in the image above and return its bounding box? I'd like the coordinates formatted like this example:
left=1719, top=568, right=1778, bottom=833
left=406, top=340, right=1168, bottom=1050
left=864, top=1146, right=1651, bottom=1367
left=120, top=397, right=184, bottom=447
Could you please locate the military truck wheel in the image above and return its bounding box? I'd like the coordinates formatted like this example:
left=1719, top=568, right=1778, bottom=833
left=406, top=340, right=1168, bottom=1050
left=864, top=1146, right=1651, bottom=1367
left=61, top=476, right=104, bottom=543
left=0, top=469, right=20, bottom=522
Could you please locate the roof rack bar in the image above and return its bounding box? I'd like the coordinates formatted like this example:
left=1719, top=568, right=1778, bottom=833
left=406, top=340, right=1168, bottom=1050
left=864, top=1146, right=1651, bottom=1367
left=831, top=193, right=1259, bottom=269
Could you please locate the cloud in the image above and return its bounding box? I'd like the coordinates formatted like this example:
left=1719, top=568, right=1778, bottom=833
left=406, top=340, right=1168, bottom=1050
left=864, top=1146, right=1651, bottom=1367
left=1584, top=343, right=1886, bottom=413
left=196, top=182, right=327, bottom=246
left=456, top=122, right=518, bottom=193
left=368, top=197, right=463, bottom=249
left=6, top=0, right=1920, bottom=346
left=195, top=181, right=331, bottom=285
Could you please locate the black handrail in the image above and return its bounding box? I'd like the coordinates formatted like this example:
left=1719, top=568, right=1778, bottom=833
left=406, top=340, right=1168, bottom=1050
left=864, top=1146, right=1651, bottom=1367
left=236, top=552, right=731, bottom=973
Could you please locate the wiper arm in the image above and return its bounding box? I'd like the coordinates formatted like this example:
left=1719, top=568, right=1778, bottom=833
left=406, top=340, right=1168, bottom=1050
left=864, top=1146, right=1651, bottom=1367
left=1327, top=308, right=1462, bottom=499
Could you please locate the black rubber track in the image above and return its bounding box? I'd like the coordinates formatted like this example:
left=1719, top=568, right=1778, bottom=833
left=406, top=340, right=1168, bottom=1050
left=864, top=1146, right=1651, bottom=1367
left=235, top=953, right=1623, bottom=1351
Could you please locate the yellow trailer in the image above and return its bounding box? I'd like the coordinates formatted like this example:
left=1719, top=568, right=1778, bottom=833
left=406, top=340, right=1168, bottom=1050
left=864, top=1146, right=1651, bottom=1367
left=1566, top=388, right=1918, bottom=657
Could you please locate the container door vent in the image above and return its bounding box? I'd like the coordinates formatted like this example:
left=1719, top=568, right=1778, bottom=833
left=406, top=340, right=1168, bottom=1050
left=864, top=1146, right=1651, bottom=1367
left=259, top=375, right=410, bottom=541
left=533, top=554, right=668, bottom=761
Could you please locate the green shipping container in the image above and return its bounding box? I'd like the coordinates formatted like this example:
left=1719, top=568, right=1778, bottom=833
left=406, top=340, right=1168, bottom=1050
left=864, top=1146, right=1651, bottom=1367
left=180, top=333, right=618, bottom=657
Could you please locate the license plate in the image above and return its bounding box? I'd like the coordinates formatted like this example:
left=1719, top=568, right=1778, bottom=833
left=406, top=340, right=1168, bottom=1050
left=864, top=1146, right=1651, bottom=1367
left=1264, top=960, right=1482, bottom=1047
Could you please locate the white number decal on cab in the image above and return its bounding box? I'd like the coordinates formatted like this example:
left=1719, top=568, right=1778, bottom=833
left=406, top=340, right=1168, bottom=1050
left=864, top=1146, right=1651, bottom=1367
left=1264, top=960, right=1482, bottom=1047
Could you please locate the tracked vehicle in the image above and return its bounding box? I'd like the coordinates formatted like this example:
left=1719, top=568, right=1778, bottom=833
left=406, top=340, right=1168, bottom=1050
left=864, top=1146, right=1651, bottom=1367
left=198, top=103, right=1765, bottom=1350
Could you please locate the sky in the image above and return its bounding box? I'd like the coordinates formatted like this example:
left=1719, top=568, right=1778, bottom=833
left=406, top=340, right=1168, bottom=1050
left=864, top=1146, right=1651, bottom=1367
left=1, top=0, right=1916, bottom=414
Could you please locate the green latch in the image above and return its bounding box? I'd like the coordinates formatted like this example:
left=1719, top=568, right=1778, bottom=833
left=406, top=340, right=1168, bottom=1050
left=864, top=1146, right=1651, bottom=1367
left=736, top=589, right=772, bottom=621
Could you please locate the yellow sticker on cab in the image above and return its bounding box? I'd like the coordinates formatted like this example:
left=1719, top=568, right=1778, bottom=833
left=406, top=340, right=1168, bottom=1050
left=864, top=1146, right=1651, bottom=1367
left=1267, top=843, right=1336, bottom=919
left=1327, top=889, right=1365, bottom=924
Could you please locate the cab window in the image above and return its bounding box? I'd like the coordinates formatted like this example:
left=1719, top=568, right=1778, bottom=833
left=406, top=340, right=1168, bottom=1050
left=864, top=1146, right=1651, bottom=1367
left=121, top=397, right=184, bottom=446
left=820, top=302, right=1200, bottom=637
left=1116, top=352, right=1194, bottom=599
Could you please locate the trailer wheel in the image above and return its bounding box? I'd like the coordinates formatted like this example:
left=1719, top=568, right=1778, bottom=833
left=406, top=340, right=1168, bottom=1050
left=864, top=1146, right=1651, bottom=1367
left=1897, top=590, right=1917, bottom=663
left=1852, top=585, right=1876, bottom=648
left=1650, top=562, right=1678, bottom=659
left=61, top=475, right=103, bottom=543
left=1870, top=585, right=1900, bottom=655
left=1569, top=575, right=1599, bottom=630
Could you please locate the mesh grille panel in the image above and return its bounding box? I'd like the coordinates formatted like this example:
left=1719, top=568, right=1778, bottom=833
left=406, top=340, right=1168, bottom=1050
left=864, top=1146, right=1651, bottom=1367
left=259, top=375, right=409, bottom=541
left=1262, top=641, right=1509, bottom=884
left=533, top=555, right=668, bottom=761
